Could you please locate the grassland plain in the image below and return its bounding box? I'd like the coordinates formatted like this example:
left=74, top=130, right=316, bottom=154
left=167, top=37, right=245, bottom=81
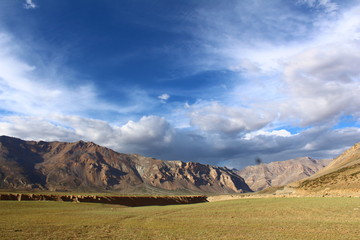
left=1, top=197, right=360, bottom=240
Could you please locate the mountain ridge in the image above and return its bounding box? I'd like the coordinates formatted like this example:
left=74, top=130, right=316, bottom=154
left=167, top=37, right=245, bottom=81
left=236, top=157, right=331, bottom=191
left=289, top=142, right=360, bottom=195
left=0, top=135, right=251, bottom=194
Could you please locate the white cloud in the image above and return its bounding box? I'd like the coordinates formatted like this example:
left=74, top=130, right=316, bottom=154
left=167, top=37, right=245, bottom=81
left=54, top=115, right=117, bottom=144
left=281, top=41, right=360, bottom=125
left=0, top=114, right=174, bottom=155
left=0, top=116, right=77, bottom=142
left=182, top=1, right=317, bottom=74
left=208, top=125, right=360, bottom=168
left=119, top=116, right=174, bottom=147
left=158, top=93, right=170, bottom=102
left=1, top=113, right=360, bottom=169
left=182, top=1, right=360, bottom=131
left=23, top=0, right=37, bottom=9
left=0, top=31, right=147, bottom=118
left=243, top=129, right=293, bottom=140
left=0, top=26, right=175, bottom=157
left=189, top=102, right=273, bottom=135
left=277, top=6, right=360, bottom=125
left=53, top=115, right=174, bottom=153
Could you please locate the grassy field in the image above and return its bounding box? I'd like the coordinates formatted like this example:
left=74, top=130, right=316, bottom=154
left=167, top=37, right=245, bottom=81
left=1, top=197, right=360, bottom=239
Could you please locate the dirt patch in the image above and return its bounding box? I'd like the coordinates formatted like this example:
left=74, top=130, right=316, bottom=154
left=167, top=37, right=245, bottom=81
left=0, top=193, right=208, bottom=206
left=207, top=194, right=263, bottom=202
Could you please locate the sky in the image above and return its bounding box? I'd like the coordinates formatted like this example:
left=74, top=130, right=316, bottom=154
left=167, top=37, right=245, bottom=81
left=0, top=0, right=360, bottom=169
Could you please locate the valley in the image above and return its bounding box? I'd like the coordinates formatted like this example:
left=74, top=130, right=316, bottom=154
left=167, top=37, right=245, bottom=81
left=2, top=136, right=360, bottom=239
left=1, top=197, right=359, bottom=240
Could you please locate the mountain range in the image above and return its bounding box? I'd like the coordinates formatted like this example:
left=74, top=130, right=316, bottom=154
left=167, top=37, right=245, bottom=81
left=0, top=135, right=342, bottom=194
left=0, top=136, right=251, bottom=194
left=236, top=157, right=331, bottom=191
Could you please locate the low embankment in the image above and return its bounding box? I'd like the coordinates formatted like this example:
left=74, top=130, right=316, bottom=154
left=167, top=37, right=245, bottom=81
left=0, top=193, right=208, bottom=207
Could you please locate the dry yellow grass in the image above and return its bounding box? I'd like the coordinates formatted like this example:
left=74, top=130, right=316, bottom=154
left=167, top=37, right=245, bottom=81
left=1, top=197, right=360, bottom=239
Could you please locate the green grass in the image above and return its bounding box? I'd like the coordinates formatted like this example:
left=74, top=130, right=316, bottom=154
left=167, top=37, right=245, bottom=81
left=1, top=197, right=360, bottom=239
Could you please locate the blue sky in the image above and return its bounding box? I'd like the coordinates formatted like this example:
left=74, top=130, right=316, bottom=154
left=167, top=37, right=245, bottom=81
left=0, top=0, right=360, bottom=168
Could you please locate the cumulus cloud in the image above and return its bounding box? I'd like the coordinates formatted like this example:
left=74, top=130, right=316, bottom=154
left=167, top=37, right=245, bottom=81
left=23, top=0, right=37, bottom=9
left=55, top=115, right=175, bottom=153
left=0, top=116, right=76, bottom=142
left=276, top=6, right=360, bottom=126
left=1, top=113, right=360, bottom=169
left=189, top=102, right=272, bottom=135
left=0, top=114, right=174, bottom=156
left=282, top=41, right=360, bottom=125
left=119, top=116, right=174, bottom=147
left=207, top=126, right=360, bottom=168
left=243, top=129, right=293, bottom=140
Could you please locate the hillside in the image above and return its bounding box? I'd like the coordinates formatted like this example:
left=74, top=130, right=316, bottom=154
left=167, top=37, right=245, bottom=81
left=0, top=136, right=251, bottom=194
left=292, top=142, right=360, bottom=195
left=237, top=157, right=331, bottom=191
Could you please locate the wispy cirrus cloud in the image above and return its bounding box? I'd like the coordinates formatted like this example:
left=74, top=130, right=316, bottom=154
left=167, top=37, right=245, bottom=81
left=0, top=32, right=97, bottom=116
left=297, top=0, right=339, bottom=14
left=0, top=30, right=158, bottom=119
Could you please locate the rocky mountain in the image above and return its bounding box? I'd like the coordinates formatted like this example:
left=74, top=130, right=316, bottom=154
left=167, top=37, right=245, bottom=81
left=0, top=136, right=251, bottom=194
left=236, top=157, right=331, bottom=191
left=291, top=142, right=360, bottom=195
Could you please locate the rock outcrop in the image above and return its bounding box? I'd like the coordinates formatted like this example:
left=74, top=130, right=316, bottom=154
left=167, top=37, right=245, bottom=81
left=236, top=157, right=331, bottom=191
left=0, top=136, right=251, bottom=194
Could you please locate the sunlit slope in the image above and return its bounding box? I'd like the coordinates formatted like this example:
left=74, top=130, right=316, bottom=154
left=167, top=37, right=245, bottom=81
left=237, top=157, right=330, bottom=191
left=293, top=143, right=360, bottom=192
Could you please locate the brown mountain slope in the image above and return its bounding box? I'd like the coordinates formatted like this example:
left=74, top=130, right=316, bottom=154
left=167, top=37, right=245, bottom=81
left=0, top=136, right=251, bottom=194
left=292, top=142, right=360, bottom=195
left=236, top=157, right=331, bottom=191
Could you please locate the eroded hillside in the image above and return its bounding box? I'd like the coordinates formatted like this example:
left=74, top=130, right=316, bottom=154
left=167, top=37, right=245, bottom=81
left=237, top=157, right=331, bottom=191
left=0, top=136, right=251, bottom=194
